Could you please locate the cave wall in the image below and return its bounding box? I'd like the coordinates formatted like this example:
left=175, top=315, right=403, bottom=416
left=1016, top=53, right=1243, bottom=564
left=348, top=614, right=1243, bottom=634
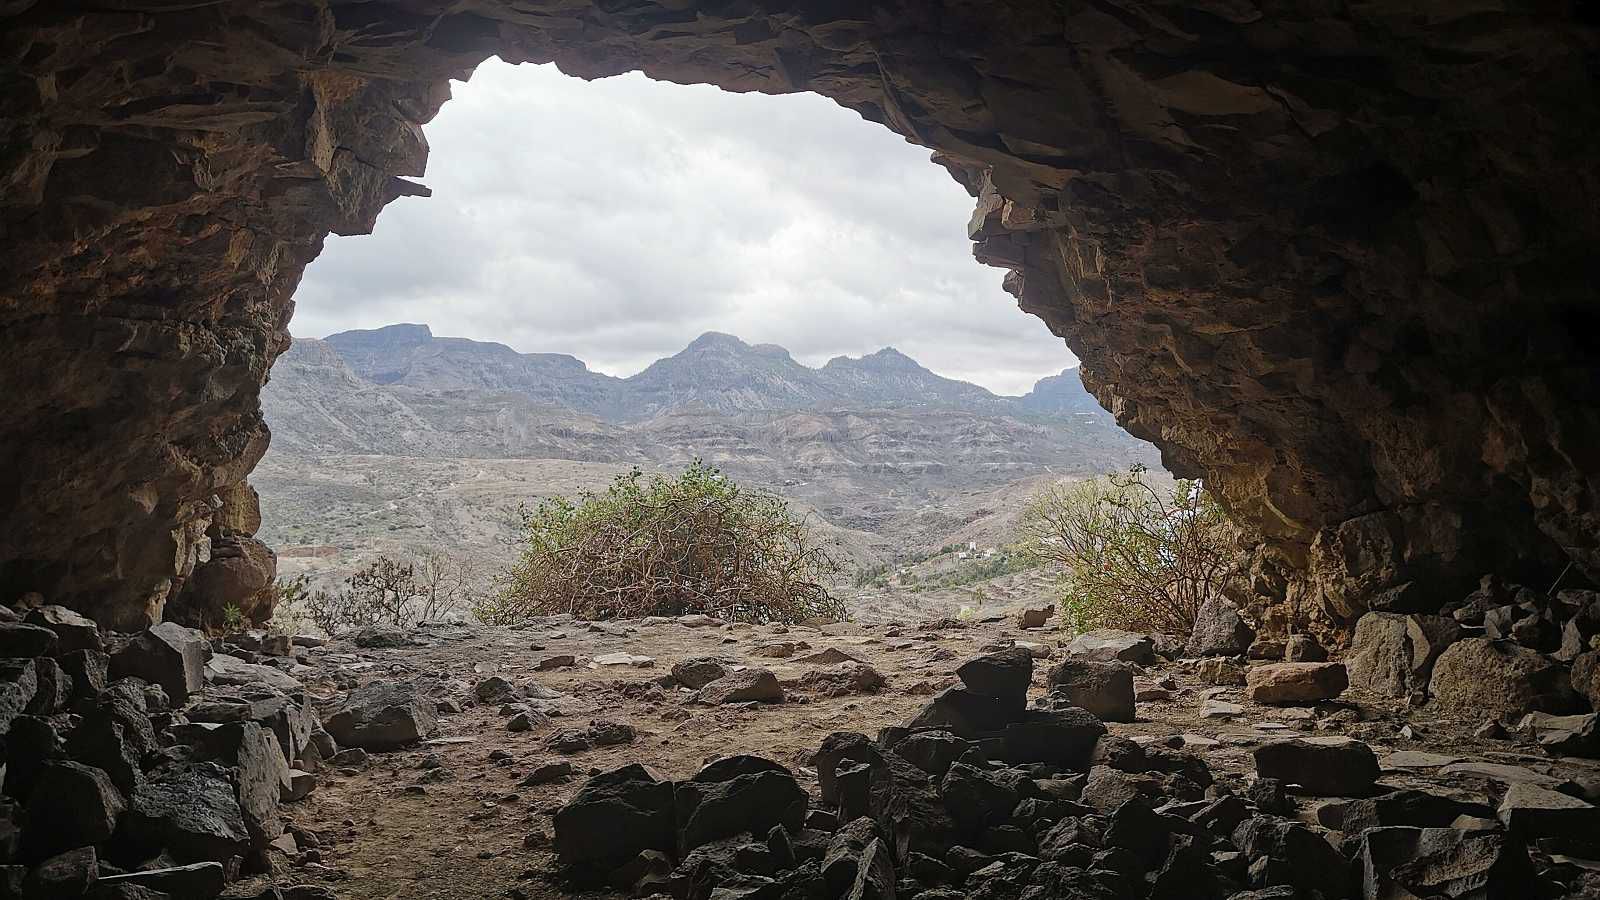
left=1, top=1, right=1597, bottom=627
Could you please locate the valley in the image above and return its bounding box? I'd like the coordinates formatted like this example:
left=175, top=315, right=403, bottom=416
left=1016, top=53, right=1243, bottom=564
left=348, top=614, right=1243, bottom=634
left=257, top=324, right=1160, bottom=618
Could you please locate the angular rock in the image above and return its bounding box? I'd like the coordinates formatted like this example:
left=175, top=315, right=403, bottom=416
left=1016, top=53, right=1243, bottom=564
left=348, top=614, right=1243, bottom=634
left=1047, top=658, right=1135, bottom=722
left=1497, top=782, right=1600, bottom=837
left=1253, top=737, right=1380, bottom=796
left=1429, top=638, right=1578, bottom=717
left=23, top=846, right=95, bottom=898
left=1518, top=711, right=1600, bottom=757
left=1347, top=612, right=1462, bottom=698
left=670, top=657, right=730, bottom=689
left=56, top=649, right=109, bottom=700
left=109, top=622, right=211, bottom=705
left=553, top=764, right=676, bottom=879
left=675, top=755, right=806, bottom=853
left=0, top=623, right=57, bottom=658
left=798, top=662, right=886, bottom=697
left=1319, top=789, right=1491, bottom=833
left=908, top=686, right=1017, bottom=739
left=535, top=654, right=576, bottom=671
left=940, top=762, right=1019, bottom=833
left=23, top=656, right=68, bottom=715
left=955, top=646, right=1033, bottom=711
left=895, top=730, right=969, bottom=778
left=1185, top=598, right=1254, bottom=657
left=1283, top=633, right=1326, bottom=662
left=1194, top=657, right=1247, bottom=685
left=25, top=761, right=123, bottom=857
left=809, top=733, right=882, bottom=806
left=22, top=606, right=102, bottom=653
left=1244, top=662, right=1348, bottom=704
left=1233, top=816, right=1350, bottom=898
left=65, top=683, right=155, bottom=794
left=1355, top=826, right=1531, bottom=900
left=1065, top=629, right=1157, bottom=665
left=169, top=721, right=289, bottom=842
left=0, top=660, right=38, bottom=735
left=119, top=766, right=251, bottom=864
left=1574, top=649, right=1600, bottom=711
left=1001, top=708, right=1106, bottom=767
left=323, top=681, right=438, bottom=750
left=698, top=668, right=783, bottom=704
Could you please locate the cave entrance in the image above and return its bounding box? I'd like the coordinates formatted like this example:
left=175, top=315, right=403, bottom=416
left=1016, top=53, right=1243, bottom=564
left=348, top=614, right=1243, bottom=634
left=252, top=58, right=1150, bottom=630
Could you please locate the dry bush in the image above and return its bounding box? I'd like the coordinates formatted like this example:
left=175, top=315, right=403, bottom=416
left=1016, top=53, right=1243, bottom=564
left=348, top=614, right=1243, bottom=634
left=478, top=461, right=844, bottom=625
left=274, top=551, right=472, bottom=636
left=1019, top=465, right=1240, bottom=636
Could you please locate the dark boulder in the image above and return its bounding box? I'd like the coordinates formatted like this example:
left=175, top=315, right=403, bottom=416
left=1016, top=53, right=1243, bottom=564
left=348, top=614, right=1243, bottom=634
left=109, top=623, right=210, bottom=706
left=1253, top=738, right=1379, bottom=796
left=116, top=766, right=250, bottom=865
left=22, top=606, right=102, bottom=654
left=1047, top=659, right=1135, bottom=722
left=25, top=761, right=124, bottom=857
left=674, top=756, right=806, bottom=853
left=1185, top=598, right=1254, bottom=658
left=553, top=764, right=676, bottom=879
left=323, top=680, right=438, bottom=751
left=1001, top=708, right=1106, bottom=767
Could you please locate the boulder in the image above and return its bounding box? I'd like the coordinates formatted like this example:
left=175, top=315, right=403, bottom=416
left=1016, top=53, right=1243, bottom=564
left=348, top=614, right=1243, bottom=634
left=1283, top=634, right=1326, bottom=662
left=1001, top=708, right=1106, bottom=767
left=167, top=533, right=278, bottom=633
left=1319, top=789, right=1491, bottom=833
left=1064, top=629, right=1156, bottom=665
left=1574, top=649, right=1600, bottom=710
left=895, top=730, right=970, bottom=778
left=1517, top=711, right=1600, bottom=757
left=1429, top=638, right=1579, bottom=717
left=674, top=756, right=807, bottom=853
left=118, top=766, right=252, bottom=864
left=1185, top=598, right=1253, bottom=657
left=1194, top=657, right=1247, bottom=685
left=1047, top=658, right=1135, bottom=722
left=1346, top=612, right=1461, bottom=697
left=553, top=764, right=676, bottom=879
left=22, top=846, right=96, bottom=898
left=808, top=733, right=881, bottom=806
left=1233, top=816, right=1351, bottom=898
left=1354, top=826, right=1531, bottom=900
left=26, top=761, right=125, bottom=856
left=1253, top=737, right=1379, bottom=796
left=0, top=623, right=57, bottom=658
left=1247, top=638, right=1285, bottom=661
left=798, top=662, right=886, bottom=697
left=1244, top=662, right=1347, bottom=704
left=56, top=649, right=108, bottom=699
left=954, top=647, right=1033, bottom=712
left=169, top=721, right=289, bottom=842
left=22, top=606, right=102, bottom=653
left=908, top=686, right=1018, bottom=739
left=109, top=622, right=211, bottom=705
left=1016, top=605, right=1054, bottom=629
left=24, top=657, right=69, bottom=714
left=698, top=668, right=783, bottom=704
left=1497, top=783, right=1600, bottom=837
left=323, top=681, right=438, bottom=750
left=65, top=682, right=156, bottom=794
left=670, top=657, right=730, bottom=689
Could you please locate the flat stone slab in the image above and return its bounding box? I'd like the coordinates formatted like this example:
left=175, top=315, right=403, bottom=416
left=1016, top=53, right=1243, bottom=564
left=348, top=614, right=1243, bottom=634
left=1382, top=750, right=1464, bottom=769
left=1439, top=761, right=1563, bottom=787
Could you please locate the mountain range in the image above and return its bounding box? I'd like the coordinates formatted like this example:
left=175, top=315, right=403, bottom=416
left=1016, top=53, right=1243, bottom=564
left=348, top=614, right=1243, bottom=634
left=306, top=323, right=1102, bottom=421
left=256, top=324, right=1158, bottom=575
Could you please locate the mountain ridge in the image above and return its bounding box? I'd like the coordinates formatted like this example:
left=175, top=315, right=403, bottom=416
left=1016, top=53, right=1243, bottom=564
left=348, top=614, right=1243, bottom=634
left=311, top=323, right=1097, bottom=422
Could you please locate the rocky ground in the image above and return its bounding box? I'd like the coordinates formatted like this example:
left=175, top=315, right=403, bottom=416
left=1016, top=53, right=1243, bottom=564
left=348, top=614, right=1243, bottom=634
left=7, top=599, right=1600, bottom=899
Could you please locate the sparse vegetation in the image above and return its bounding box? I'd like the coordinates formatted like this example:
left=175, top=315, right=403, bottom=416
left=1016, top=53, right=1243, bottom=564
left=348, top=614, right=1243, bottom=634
left=1018, top=465, right=1240, bottom=636
left=478, top=461, right=845, bottom=625
left=273, top=552, right=472, bottom=636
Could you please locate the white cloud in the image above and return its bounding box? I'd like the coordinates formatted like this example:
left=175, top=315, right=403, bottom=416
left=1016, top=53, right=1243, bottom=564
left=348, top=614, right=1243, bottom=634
left=291, top=58, right=1078, bottom=395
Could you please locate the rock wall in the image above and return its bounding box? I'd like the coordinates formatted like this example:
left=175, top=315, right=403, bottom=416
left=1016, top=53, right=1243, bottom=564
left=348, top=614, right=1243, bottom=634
left=1, top=2, right=1597, bottom=627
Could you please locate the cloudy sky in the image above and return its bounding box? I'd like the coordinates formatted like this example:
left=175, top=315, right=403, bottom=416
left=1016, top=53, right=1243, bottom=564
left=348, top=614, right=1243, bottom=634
left=291, top=59, right=1078, bottom=396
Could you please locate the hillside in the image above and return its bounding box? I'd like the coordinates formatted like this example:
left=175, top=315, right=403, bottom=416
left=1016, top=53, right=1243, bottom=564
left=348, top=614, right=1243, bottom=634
left=258, top=325, right=1160, bottom=609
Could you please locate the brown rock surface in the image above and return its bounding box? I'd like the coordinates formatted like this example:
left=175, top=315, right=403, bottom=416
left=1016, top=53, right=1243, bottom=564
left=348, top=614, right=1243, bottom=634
left=0, top=3, right=1597, bottom=628
left=1428, top=638, right=1580, bottom=719
left=1244, top=662, right=1348, bottom=705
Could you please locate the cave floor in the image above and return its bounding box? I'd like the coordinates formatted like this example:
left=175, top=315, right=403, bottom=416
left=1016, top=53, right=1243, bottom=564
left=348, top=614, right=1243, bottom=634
left=227, top=616, right=1600, bottom=899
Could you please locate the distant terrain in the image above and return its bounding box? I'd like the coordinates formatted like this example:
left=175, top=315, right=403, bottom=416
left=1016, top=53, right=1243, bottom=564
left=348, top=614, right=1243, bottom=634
left=257, top=324, right=1160, bottom=617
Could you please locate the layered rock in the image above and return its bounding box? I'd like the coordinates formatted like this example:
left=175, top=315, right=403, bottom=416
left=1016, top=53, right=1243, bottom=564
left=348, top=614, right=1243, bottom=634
left=1, top=2, right=1597, bottom=627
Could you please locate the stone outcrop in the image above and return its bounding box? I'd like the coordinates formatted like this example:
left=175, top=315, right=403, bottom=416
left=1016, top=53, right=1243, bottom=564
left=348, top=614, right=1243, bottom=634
left=0, top=2, right=1596, bottom=628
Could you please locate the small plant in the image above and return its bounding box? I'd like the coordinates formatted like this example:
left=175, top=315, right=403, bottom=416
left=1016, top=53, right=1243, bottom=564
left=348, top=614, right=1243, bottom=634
left=221, top=603, right=245, bottom=633
left=1018, top=465, right=1240, bottom=637
left=480, top=461, right=844, bottom=625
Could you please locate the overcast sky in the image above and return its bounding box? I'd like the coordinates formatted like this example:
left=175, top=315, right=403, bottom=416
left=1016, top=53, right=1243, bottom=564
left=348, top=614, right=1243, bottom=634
left=291, top=58, right=1078, bottom=396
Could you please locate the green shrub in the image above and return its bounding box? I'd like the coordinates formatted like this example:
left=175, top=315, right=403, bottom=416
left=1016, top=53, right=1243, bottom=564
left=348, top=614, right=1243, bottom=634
left=479, top=461, right=844, bottom=625
left=1018, top=465, right=1240, bottom=636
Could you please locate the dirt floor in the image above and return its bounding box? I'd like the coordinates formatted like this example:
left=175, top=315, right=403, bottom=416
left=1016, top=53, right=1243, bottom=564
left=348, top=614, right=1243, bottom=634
left=228, top=615, right=1600, bottom=899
